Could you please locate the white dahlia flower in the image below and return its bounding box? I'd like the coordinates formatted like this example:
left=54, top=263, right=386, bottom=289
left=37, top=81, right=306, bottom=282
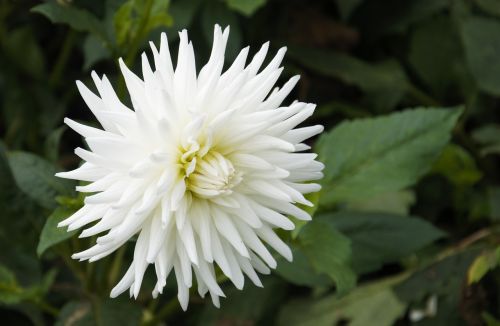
left=57, top=25, right=323, bottom=310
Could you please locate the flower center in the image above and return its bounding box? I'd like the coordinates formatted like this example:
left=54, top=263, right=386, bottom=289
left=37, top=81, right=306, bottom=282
left=180, top=142, right=241, bottom=198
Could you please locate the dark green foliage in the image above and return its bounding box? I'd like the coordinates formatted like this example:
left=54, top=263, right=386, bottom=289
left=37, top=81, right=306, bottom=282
left=1, top=0, right=500, bottom=325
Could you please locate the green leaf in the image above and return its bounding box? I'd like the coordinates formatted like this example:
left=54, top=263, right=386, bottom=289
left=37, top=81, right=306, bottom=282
left=468, top=254, right=491, bottom=284
left=288, top=47, right=409, bottom=110
left=225, top=0, right=266, bottom=16
left=37, top=207, right=78, bottom=257
left=467, top=247, right=500, bottom=284
left=278, top=275, right=407, bottom=326
left=345, top=190, right=416, bottom=215
left=31, top=2, right=108, bottom=43
left=275, top=247, right=332, bottom=287
left=408, top=15, right=465, bottom=98
left=299, top=219, right=356, bottom=294
left=324, top=212, right=446, bottom=274
left=8, top=152, right=73, bottom=209
left=317, top=107, right=462, bottom=206
left=461, top=16, right=500, bottom=96
left=432, top=144, right=482, bottom=186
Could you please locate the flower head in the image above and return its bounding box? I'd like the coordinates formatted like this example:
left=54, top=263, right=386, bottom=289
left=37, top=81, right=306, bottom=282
left=57, top=25, right=324, bottom=310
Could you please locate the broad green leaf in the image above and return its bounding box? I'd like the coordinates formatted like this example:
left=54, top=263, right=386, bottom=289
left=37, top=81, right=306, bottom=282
left=275, top=247, right=332, bottom=287
left=31, top=3, right=108, bottom=43
left=432, top=144, right=482, bottom=186
left=317, top=107, right=462, bottom=206
left=225, top=0, right=266, bottom=16
left=461, top=16, right=500, bottom=96
left=288, top=47, right=409, bottom=110
left=345, top=190, right=416, bottom=215
left=37, top=207, right=78, bottom=257
left=278, top=275, right=407, bottom=326
left=324, top=212, right=445, bottom=274
left=408, top=15, right=465, bottom=98
left=299, top=219, right=355, bottom=294
left=8, top=152, right=73, bottom=209
left=199, top=278, right=286, bottom=325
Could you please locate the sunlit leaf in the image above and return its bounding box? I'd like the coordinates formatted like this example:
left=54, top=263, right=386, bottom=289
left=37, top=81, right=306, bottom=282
left=317, top=107, right=462, bottom=206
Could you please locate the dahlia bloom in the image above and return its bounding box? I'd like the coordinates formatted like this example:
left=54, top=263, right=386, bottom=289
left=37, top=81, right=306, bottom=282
left=57, top=25, right=323, bottom=310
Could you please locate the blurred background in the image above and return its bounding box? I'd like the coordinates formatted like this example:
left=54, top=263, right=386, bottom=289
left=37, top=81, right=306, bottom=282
left=1, top=0, right=500, bottom=325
